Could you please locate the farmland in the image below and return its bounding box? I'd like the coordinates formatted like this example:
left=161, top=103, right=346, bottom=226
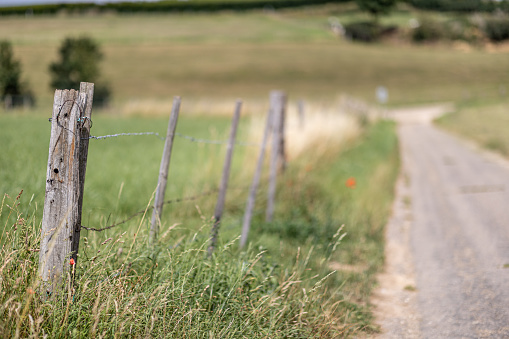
left=1, top=4, right=509, bottom=106
left=0, top=2, right=508, bottom=337
left=0, top=108, right=399, bottom=336
left=436, top=99, right=509, bottom=157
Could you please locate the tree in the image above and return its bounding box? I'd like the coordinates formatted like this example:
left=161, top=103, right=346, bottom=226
left=49, top=36, right=110, bottom=106
left=355, top=0, right=398, bottom=21
left=0, top=40, right=35, bottom=108
left=0, top=41, right=21, bottom=98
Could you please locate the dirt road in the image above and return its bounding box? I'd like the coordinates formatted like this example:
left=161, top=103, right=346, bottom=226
left=373, top=105, right=509, bottom=338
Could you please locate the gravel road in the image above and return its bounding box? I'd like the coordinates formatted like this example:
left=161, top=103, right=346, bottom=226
left=373, top=105, right=509, bottom=338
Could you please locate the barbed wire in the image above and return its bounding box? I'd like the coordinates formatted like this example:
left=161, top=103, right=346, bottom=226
left=48, top=115, right=261, bottom=146
left=174, top=132, right=260, bottom=147
left=86, top=131, right=260, bottom=146
left=88, top=132, right=165, bottom=140
left=79, top=183, right=258, bottom=232
left=81, top=189, right=220, bottom=232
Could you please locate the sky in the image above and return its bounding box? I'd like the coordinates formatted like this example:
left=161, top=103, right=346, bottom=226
left=0, top=0, right=161, bottom=7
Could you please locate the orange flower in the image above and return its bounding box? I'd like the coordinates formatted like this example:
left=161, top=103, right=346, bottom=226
left=70, top=258, right=75, bottom=266
left=345, top=177, right=356, bottom=189
left=27, top=288, right=35, bottom=295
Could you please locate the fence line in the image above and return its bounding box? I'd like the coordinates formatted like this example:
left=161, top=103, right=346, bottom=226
left=79, top=181, right=262, bottom=233
left=39, top=87, right=287, bottom=292
left=48, top=116, right=261, bottom=146
left=81, top=189, right=220, bottom=232
left=75, top=129, right=260, bottom=147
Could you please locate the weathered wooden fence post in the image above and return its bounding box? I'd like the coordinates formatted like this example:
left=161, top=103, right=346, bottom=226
left=208, top=100, right=242, bottom=257
left=150, top=96, right=181, bottom=244
left=276, top=92, right=287, bottom=174
left=266, top=91, right=285, bottom=222
left=73, top=82, right=94, bottom=259
left=240, top=108, right=272, bottom=249
left=39, top=82, right=94, bottom=295
left=297, top=99, right=305, bottom=129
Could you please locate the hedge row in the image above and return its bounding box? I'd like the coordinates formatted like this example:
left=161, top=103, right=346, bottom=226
left=0, top=0, right=349, bottom=16
left=405, top=0, right=509, bottom=13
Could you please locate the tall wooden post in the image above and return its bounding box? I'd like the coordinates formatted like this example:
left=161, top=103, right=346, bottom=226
left=297, top=99, right=305, bottom=129
left=150, top=96, right=181, bottom=244
left=39, top=82, right=94, bottom=294
left=208, top=100, right=242, bottom=257
left=277, top=92, right=287, bottom=173
left=240, top=108, right=272, bottom=249
left=266, top=91, right=284, bottom=222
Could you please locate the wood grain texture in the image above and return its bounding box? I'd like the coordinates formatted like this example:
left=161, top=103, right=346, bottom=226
left=39, top=82, right=94, bottom=294
left=73, top=82, right=94, bottom=262
left=39, top=89, right=81, bottom=292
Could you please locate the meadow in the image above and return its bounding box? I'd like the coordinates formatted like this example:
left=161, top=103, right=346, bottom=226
left=0, top=2, right=508, bottom=337
left=436, top=98, right=509, bottom=156
left=1, top=3, right=508, bottom=107
left=0, top=107, right=399, bottom=336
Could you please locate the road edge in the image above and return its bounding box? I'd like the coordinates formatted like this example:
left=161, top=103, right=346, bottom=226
left=370, top=125, right=421, bottom=338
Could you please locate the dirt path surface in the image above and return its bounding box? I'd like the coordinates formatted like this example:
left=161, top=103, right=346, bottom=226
left=372, top=105, right=509, bottom=338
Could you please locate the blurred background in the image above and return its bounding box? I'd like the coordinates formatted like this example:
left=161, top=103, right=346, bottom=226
left=1, top=0, right=508, bottom=113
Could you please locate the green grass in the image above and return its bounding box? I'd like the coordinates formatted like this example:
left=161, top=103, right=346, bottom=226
left=2, top=2, right=506, bottom=335
left=1, top=6, right=508, bottom=106
left=0, top=112, right=399, bottom=337
left=435, top=99, right=509, bottom=157
left=0, top=111, right=250, bottom=227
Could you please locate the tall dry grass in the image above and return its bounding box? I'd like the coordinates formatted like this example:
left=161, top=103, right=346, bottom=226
left=0, top=190, right=350, bottom=338
left=121, top=98, right=270, bottom=117
left=247, top=96, right=383, bottom=161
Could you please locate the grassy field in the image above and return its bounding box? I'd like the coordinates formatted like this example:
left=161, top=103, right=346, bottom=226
left=0, top=109, right=399, bottom=336
left=435, top=98, right=509, bottom=156
left=1, top=3, right=507, bottom=336
left=0, top=4, right=508, bottom=107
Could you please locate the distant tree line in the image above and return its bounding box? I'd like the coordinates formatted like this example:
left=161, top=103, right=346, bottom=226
left=0, top=0, right=507, bottom=16
left=0, top=0, right=350, bottom=16
left=406, top=0, right=509, bottom=13
left=0, top=37, right=109, bottom=110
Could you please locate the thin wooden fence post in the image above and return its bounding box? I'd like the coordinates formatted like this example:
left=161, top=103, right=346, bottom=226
left=277, top=92, right=287, bottom=173
left=208, top=100, right=242, bottom=257
left=39, top=82, right=94, bottom=295
left=240, top=108, right=272, bottom=249
left=150, top=96, right=181, bottom=244
left=297, top=99, right=305, bottom=129
left=266, top=91, right=283, bottom=222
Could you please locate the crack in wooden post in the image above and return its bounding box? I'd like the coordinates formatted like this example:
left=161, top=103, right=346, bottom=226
left=38, top=82, right=94, bottom=296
